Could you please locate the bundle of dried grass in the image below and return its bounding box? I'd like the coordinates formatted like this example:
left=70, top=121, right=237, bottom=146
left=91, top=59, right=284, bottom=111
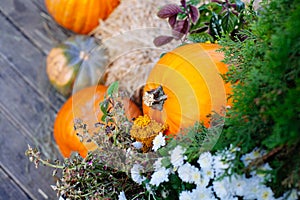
left=92, top=0, right=179, bottom=106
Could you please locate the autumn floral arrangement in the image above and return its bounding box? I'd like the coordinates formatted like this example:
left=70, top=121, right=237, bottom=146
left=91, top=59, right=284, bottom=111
left=26, top=0, right=299, bottom=199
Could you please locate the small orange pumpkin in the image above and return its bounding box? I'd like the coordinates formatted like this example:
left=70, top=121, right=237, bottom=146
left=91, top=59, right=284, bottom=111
left=142, top=43, right=232, bottom=136
left=54, top=85, right=141, bottom=158
left=45, top=0, right=120, bottom=34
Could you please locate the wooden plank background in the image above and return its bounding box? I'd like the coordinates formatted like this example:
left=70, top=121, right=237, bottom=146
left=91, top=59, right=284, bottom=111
left=0, top=0, right=74, bottom=199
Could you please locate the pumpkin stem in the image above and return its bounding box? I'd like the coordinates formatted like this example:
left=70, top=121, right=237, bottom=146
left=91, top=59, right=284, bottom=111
left=79, top=51, right=89, bottom=61
left=143, top=85, right=167, bottom=111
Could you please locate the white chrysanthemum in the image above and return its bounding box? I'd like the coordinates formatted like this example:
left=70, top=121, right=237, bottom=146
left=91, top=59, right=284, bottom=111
left=197, top=151, right=213, bottom=169
left=190, top=166, right=202, bottom=185
left=149, top=167, right=170, bottom=187
left=197, top=174, right=210, bottom=188
left=179, top=190, right=193, bottom=200
left=251, top=162, right=273, bottom=182
left=213, top=177, right=234, bottom=200
left=170, top=146, right=187, bottom=168
left=118, top=191, right=127, bottom=200
left=152, top=132, right=166, bottom=151
left=191, top=186, right=215, bottom=200
left=241, top=148, right=263, bottom=166
left=178, top=163, right=194, bottom=183
left=213, top=154, right=229, bottom=177
left=242, top=176, right=262, bottom=199
left=153, top=157, right=163, bottom=171
left=230, top=175, right=247, bottom=197
left=257, top=186, right=275, bottom=200
left=200, top=168, right=214, bottom=187
left=130, top=164, right=146, bottom=185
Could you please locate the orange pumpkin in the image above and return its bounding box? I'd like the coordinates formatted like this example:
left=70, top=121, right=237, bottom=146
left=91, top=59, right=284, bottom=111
left=142, top=43, right=232, bottom=136
left=45, top=0, right=120, bottom=34
left=54, top=85, right=141, bottom=158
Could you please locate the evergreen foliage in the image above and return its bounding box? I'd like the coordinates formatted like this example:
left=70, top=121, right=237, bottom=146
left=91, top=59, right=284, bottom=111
left=216, top=0, right=300, bottom=196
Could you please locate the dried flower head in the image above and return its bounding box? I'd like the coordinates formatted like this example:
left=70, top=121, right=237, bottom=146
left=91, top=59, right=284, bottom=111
left=130, top=115, right=168, bottom=152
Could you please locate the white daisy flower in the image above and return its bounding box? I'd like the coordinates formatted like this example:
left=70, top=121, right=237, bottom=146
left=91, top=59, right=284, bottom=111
left=190, top=166, right=202, bottom=185
left=152, top=132, right=166, bottom=151
left=200, top=167, right=214, bottom=186
left=191, top=186, right=216, bottom=200
left=170, top=146, right=187, bottom=168
left=257, top=186, right=275, bottom=200
left=150, top=167, right=170, bottom=187
left=130, top=164, right=146, bottom=185
left=243, top=176, right=263, bottom=199
left=241, top=148, right=263, bottom=166
left=179, top=190, right=193, bottom=200
left=118, top=191, right=127, bottom=200
left=231, top=175, right=247, bottom=197
left=178, top=163, right=194, bottom=183
left=213, top=176, right=234, bottom=200
left=213, top=154, right=229, bottom=177
left=197, top=151, right=213, bottom=169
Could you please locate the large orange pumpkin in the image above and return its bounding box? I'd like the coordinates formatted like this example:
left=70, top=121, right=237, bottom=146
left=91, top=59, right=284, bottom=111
left=54, top=85, right=141, bottom=158
left=45, top=0, right=120, bottom=34
left=142, top=43, right=232, bottom=136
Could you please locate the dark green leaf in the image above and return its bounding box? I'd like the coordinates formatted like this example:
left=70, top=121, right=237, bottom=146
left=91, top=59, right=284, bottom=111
left=187, top=32, right=214, bottom=43
left=201, top=2, right=222, bottom=13
left=169, top=174, right=182, bottom=190
left=107, top=81, right=119, bottom=96
left=221, top=11, right=238, bottom=34
left=209, top=13, right=223, bottom=39
left=235, top=0, right=245, bottom=12
left=187, top=0, right=201, bottom=6
left=100, top=100, right=109, bottom=115
left=160, top=52, right=167, bottom=58
left=101, top=114, right=107, bottom=122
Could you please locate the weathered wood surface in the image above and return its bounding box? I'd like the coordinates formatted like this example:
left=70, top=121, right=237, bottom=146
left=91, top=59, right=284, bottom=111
left=0, top=166, right=29, bottom=199
left=0, top=0, right=74, bottom=199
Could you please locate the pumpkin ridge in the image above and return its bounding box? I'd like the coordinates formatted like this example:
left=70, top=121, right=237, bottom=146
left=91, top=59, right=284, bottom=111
left=61, top=0, right=74, bottom=31
left=81, top=0, right=95, bottom=34
left=144, top=64, right=201, bottom=134
left=74, top=1, right=88, bottom=34
left=143, top=43, right=232, bottom=135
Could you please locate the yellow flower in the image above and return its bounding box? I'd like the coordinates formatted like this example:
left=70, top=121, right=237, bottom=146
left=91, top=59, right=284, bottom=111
left=130, top=115, right=168, bottom=152
left=133, top=115, right=151, bottom=128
